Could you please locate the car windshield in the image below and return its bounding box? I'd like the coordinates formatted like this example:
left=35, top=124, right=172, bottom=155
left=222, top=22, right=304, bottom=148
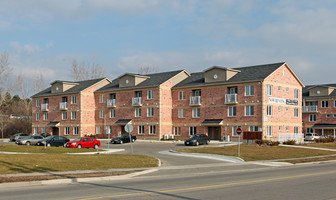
left=191, top=135, right=200, bottom=139
left=45, top=136, right=53, bottom=140
left=306, top=134, right=312, bottom=136
left=74, top=137, right=84, bottom=141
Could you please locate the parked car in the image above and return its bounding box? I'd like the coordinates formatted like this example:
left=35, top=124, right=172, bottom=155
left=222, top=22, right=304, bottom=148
left=305, top=133, right=320, bottom=141
left=110, top=134, right=136, bottom=144
left=65, top=137, right=100, bottom=149
left=15, top=135, right=30, bottom=144
left=36, top=136, right=70, bottom=147
left=184, top=134, right=210, bottom=146
left=17, top=135, right=44, bottom=145
left=9, top=133, right=28, bottom=142
left=36, top=133, right=51, bottom=138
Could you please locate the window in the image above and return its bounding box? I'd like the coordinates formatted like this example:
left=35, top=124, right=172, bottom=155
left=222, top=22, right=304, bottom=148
left=65, top=127, right=70, bottom=135
left=279, top=126, right=282, bottom=131
left=245, top=85, right=254, bottom=96
left=267, top=85, right=272, bottom=96
left=267, top=126, right=272, bottom=136
left=149, top=125, right=156, bottom=135
left=249, top=126, right=258, bottom=131
left=99, top=110, right=104, bottom=119
left=286, top=107, right=289, bottom=112
left=178, top=91, right=185, bottom=100
left=62, top=112, right=67, bottom=120
left=34, top=127, right=38, bottom=134
left=228, top=106, right=236, bottom=117
left=309, top=114, right=316, bottom=122
left=71, top=111, right=76, bottom=120
left=278, top=86, right=281, bottom=91
left=36, top=113, right=40, bottom=121
left=135, top=108, right=141, bottom=117
left=147, top=90, right=154, bottom=100
left=41, top=127, right=46, bottom=133
left=189, top=126, right=196, bottom=136
left=278, top=106, right=281, bottom=112
left=286, top=87, right=289, bottom=93
left=174, top=127, right=180, bottom=136
left=333, top=114, right=336, bottom=118
left=307, top=128, right=313, bottom=133
left=106, top=126, right=111, bottom=134
left=322, top=100, right=329, bottom=108
left=178, top=109, right=185, bottom=118
left=192, top=89, right=201, bottom=97
left=138, top=125, right=144, bottom=135
left=147, top=107, right=154, bottom=117
left=294, top=127, right=299, bottom=134
left=245, top=105, right=254, bottom=116
left=110, top=109, right=115, bottom=118
left=294, top=89, right=299, bottom=99
left=71, top=96, right=76, bottom=104
left=286, top=126, right=289, bottom=131
left=335, top=100, right=336, bottom=107
left=74, top=127, right=79, bottom=135
left=192, top=108, right=200, bottom=118
left=326, top=114, right=331, bottom=118
left=36, top=99, right=40, bottom=107
left=99, top=94, right=105, bottom=103
left=96, top=126, right=101, bottom=134
left=44, top=113, right=48, bottom=121
left=294, top=108, right=299, bottom=118
left=233, top=126, right=242, bottom=136
left=267, top=105, right=272, bottom=116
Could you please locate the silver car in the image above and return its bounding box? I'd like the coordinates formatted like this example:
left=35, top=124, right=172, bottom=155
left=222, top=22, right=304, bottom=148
left=18, top=135, right=44, bottom=145
left=305, top=133, right=320, bottom=141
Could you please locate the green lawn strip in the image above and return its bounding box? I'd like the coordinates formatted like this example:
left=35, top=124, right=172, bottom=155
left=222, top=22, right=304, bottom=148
left=0, top=144, right=103, bottom=154
left=0, top=154, right=158, bottom=174
left=300, top=142, right=336, bottom=149
left=177, top=145, right=336, bottom=161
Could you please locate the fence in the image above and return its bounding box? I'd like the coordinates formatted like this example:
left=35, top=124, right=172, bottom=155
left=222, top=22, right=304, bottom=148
left=278, top=133, right=304, bottom=144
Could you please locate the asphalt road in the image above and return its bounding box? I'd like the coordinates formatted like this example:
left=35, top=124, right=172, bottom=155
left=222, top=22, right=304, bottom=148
left=1, top=162, right=336, bottom=200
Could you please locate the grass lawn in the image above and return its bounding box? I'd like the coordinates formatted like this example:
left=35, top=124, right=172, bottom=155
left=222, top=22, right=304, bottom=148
left=301, top=142, right=336, bottom=149
left=0, top=145, right=158, bottom=174
left=177, top=144, right=336, bottom=161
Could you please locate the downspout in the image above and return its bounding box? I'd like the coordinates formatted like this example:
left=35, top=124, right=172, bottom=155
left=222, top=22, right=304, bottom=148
left=261, top=81, right=265, bottom=139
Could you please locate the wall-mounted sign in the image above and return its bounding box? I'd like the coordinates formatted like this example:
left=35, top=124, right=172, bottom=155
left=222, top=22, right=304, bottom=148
left=269, top=97, right=298, bottom=106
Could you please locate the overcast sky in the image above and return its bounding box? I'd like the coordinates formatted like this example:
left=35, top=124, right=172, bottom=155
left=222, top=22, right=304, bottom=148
left=1, top=0, right=336, bottom=92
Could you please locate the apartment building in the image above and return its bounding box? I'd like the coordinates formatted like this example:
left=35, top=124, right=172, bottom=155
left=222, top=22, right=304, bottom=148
left=302, top=84, right=336, bottom=137
left=31, top=62, right=304, bottom=141
left=32, top=78, right=111, bottom=136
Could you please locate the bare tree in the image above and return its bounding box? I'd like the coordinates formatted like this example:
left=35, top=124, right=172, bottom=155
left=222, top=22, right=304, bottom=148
left=71, top=57, right=106, bottom=81
left=33, top=73, right=46, bottom=93
left=138, top=66, right=158, bottom=75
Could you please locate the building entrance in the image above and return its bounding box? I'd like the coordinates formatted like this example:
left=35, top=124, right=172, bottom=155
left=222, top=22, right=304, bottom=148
left=208, top=126, right=221, bottom=140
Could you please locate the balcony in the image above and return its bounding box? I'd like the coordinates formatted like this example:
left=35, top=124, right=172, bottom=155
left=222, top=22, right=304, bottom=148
left=132, top=97, right=142, bottom=106
left=190, top=96, right=201, bottom=106
left=41, top=103, right=49, bottom=111
left=225, top=94, right=238, bottom=104
left=302, top=106, right=318, bottom=113
left=107, top=99, right=116, bottom=107
left=59, top=102, right=68, bottom=110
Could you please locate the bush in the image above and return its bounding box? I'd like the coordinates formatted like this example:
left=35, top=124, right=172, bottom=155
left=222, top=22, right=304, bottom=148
left=255, top=139, right=264, bottom=146
left=266, top=140, right=280, bottom=146
left=283, top=140, right=296, bottom=145
left=316, top=137, right=335, bottom=143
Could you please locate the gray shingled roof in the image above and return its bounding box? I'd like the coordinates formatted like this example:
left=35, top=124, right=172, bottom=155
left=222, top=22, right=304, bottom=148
left=303, top=83, right=336, bottom=98
left=97, top=70, right=186, bottom=92
left=174, top=62, right=285, bottom=88
left=31, top=78, right=108, bottom=98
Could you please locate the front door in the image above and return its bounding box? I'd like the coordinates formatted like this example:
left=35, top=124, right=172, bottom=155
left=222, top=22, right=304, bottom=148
left=121, top=126, right=127, bottom=134
left=52, top=127, right=59, bottom=136
left=208, top=127, right=221, bottom=140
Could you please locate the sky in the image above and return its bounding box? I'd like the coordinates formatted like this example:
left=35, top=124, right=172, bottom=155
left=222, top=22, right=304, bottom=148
left=1, top=0, right=336, bottom=95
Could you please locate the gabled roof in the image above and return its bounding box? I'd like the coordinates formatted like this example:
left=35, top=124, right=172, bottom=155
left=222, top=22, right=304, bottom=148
left=31, top=78, right=109, bottom=98
left=117, top=73, right=150, bottom=79
left=97, top=70, right=187, bottom=92
left=203, top=66, right=241, bottom=73
left=303, top=83, right=336, bottom=98
left=174, top=62, right=286, bottom=88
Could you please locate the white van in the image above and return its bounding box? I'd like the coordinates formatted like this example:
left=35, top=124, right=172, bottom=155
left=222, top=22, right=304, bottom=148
left=305, top=133, right=320, bottom=141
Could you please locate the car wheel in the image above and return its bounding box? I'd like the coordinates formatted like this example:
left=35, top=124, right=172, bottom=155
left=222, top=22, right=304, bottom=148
left=131, top=139, right=135, bottom=143
left=196, top=141, right=199, bottom=146
left=205, top=140, right=209, bottom=145
left=47, top=143, right=51, bottom=147
left=77, top=144, right=82, bottom=148
left=26, top=141, right=31, bottom=146
left=94, top=144, right=99, bottom=149
left=120, top=141, right=123, bottom=144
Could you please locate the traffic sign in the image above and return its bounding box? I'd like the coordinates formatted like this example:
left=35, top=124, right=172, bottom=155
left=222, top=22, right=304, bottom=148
left=236, top=127, right=243, bottom=135
left=124, top=124, right=134, bottom=133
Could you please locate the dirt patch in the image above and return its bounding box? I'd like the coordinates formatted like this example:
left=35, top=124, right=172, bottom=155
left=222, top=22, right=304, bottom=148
left=0, top=170, right=141, bottom=183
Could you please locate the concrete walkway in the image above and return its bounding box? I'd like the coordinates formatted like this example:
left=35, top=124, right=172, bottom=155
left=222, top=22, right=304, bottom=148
left=280, top=144, right=336, bottom=151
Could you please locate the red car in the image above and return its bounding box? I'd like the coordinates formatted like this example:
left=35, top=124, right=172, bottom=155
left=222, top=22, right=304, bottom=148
left=65, top=137, right=100, bottom=149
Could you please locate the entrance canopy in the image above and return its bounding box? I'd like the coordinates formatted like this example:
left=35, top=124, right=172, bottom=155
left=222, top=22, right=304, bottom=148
left=114, top=119, right=132, bottom=125
left=201, top=119, right=223, bottom=126
left=312, top=124, right=336, bottom=129
left=47, top=121, right=60, bottom=127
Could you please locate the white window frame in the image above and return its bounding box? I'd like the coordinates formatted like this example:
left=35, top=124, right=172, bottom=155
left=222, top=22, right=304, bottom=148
left=294, top=89, right=299, bottom=99
left=99, top=94, right=105, bottom=103
left=99, top=110, right=104, bottom=119
left=36, top=99, right=40, bottom=107
left=147, top=90, right=154, bottom=100
left=174, top=127, right=180, bottom=136
left=249, top=126, right=258, bottom=131
left=267, top=125, right=272, bottom=136
left=267, top=85, right=272, bottom=96
left=279, top=126, right=282, bottom=131
left=189, top=126, right=196, bottom=136
left=96, top=126, right=101, bottom=134
left=138, top=125, right=144, bottom=135
left=286, top=126, right=289, bottom=131
left=267, top=105, right=272, bottom=116
left=309, top=114, right=316, bottom=122
left=71, top=95, right=77, bottom=104
left=322, top=100, right=329, bottom=108
left=192, top=108, right=200, bottom=118
left=149, top=125, right=156, bottom=135
left=294, top=127, right=299, bottom=134
left=110, top=109, right=115, bottom=118
left=41, top=127, right=46, bottom=133
left=62, top=112, right=67, bottom=120
left=147, top=107, right=154, bottom=117
left=294, top=108, right=299, bottom=118
left=65, top=127, right=70, bottom=135
left=178, top=91, right=185, bottom=100
left=326, top=114, right=331, bottom=118
left=106, top=125, right=112, bottom=134
left=36, top=113, right=40, bottom=121
left=74, top=127, right=79, bottom=135
left=245, top=85, right=254, bottom=96
left=307, top=128, right=313, bottom=133
left=228, top=106, right=236, bottom=117
left=44, top=112, right=48, bottom=121
left=34, top=127, right=38, bottom=134
left=135, top=108, right=141, bottom=117
left=178, top=108, right=185, bottom=118
left=245, top=105, right=254, bottom=116
left=71, top=111, right=76, bottom=120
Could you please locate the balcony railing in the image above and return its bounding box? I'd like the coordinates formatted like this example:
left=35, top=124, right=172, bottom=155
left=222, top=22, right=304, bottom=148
left=132, top=97, right=142, bottom=106
left=59, top=102, right=68, bottom=110
left=41, top=103, right=49, bottom=111
left=302, top=106, right=318, bottom=113
left=225, top=94, right=238, bottom=104
left=107, top=99, right=116, bottom=107
left=190, top=96, right=201, bottom=106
